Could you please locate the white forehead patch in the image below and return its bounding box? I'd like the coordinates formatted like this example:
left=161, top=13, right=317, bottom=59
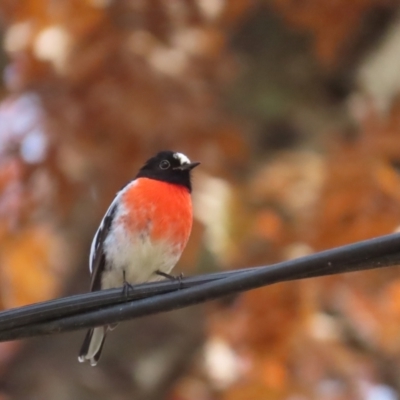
left=173, top=152, right=191, bottom=165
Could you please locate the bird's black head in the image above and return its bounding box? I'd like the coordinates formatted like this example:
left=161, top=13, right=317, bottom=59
left=136, top=151, right=200, bottom=192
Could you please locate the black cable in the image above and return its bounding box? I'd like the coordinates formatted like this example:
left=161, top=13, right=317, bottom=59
left=0, top=232, right=399, bottom=342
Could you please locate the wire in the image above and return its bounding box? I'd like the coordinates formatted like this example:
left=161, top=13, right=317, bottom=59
left=0, top=232, right=400, bottom=342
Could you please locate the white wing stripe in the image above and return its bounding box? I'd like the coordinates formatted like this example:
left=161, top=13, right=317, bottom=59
left=89, top=181, right=137, bottom=272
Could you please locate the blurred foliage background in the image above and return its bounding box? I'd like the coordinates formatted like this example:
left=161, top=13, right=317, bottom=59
left=2, top=0, right=400, bottom=399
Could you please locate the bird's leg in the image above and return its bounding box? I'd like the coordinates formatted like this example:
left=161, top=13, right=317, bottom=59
left=122, top=270, right=134, bottom=298
left=156, top=270, right=184, bottom=289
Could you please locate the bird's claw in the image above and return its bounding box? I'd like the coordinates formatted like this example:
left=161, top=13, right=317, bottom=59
left=156, top=271, right=184, bottom=288
left=122, top=271, right=134, bottom=298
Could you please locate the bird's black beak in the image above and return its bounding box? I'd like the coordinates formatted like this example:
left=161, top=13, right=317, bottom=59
left=174, top=162, right=201, bottom=171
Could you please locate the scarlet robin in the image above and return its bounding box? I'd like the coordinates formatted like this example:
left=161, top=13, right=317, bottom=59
left=78, top=151, right=200, bottom=366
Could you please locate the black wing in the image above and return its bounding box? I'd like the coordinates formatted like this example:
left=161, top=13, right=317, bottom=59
left=89, top=200, right=118, bottom=291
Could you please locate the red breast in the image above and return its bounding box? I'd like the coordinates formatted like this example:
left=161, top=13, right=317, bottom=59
left=119, top=177, right=193, bottom=252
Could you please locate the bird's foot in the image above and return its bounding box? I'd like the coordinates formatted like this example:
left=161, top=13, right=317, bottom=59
left=122, top=271, right=134, bottom=299
left=156, top=271, right=184, bottom=288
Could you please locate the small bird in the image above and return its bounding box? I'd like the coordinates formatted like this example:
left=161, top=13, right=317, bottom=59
left=78, top=151, right=200, bottom=366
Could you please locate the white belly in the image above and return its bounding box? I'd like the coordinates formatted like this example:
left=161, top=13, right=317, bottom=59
left=101, top=223, right=181, bottom=289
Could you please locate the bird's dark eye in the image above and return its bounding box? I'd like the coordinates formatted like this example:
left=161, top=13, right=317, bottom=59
left=159, top=160, right=170, bottom=170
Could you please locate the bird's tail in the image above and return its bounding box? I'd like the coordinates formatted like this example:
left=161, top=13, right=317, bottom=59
left=78, top=326, right=107, bottom=366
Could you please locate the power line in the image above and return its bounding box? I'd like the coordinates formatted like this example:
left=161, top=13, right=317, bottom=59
left=0, top=233, right=399, bottom=342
